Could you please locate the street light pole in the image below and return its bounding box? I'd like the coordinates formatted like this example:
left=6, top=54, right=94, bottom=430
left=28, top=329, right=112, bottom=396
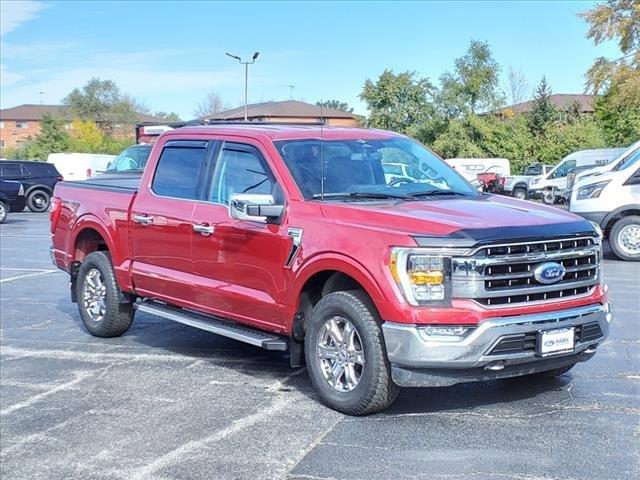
left=226, top=52, right=260, bottom=121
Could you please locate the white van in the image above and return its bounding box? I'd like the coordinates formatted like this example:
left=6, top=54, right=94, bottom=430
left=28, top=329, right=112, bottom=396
left=529, top=148, right=626, bottom=204
left=444, top=158, right=511, bottom=183
left=47, top=153, right=116, bottom=181
left=570, top=160, right=640, bottom=261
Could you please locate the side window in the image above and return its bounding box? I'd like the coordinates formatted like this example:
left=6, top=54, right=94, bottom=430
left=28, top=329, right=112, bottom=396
left=0, top=163, right=24, bottom=178
left=209, top=145, right=278, bottom=204
left=152, top=145, right=207, bottom=200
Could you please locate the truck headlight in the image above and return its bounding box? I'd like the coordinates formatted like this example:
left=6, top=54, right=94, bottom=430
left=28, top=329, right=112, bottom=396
left=577, top=180, right=610, bottom=200
left=390, top=249, right=450, bottom=305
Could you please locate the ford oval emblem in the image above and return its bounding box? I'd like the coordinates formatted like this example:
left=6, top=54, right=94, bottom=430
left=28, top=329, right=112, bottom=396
left=533, top=262, right=566, bottom=285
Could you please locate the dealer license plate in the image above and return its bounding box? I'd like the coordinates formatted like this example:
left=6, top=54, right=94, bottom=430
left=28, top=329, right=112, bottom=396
left=538, top=327, right=575, bottom=356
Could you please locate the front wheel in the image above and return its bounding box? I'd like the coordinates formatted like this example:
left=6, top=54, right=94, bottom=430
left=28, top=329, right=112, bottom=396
left=0, top=201, right=8, bottom=223
left=305, top=291, right=399, bottom=415
left=610, top=216, right=640, bottom=261
left=27, top=190, right=50, bottom=212
left=542, top=188, right=556, bottom=205
left=76, top=251, right=134, bottom=337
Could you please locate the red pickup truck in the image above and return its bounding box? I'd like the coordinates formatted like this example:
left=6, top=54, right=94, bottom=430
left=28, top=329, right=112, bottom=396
left=50, top=125, right=610, bottom=415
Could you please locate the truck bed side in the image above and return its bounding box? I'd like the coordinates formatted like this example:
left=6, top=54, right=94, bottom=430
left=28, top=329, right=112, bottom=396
left=51, top=179, right=138, bottom=293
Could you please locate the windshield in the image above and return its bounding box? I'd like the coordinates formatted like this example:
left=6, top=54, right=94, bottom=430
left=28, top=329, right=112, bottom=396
left=274, top=137, right=476, bottom=200
left=612, top=146, right=640, bottom=171
left=106, top=146, right=152, bottom=173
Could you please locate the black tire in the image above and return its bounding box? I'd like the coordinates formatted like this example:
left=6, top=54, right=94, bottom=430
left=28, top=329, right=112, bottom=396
left=76, top=251, right=134, bottom=337
left=609, top=216, right=640, bottom=261
left=0, top=201, right=8, bottom=223
left=305, top=290, right=400, bottom=415
left=26, top=189, right=50, bottom=212
left=526, top=363, right=575, bottom=379
left=513, top=187, right=527, bottom=200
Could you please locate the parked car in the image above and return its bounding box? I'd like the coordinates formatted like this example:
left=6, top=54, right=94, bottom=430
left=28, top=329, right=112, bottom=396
left=569, top=141, right=640, bottom=194
left=0, top=160, right=62, bottom=212
left=444, top=157, right=511, bottom=183
left=103, top=144, right=152, bottom=174
left=51, top=125, right=610, bottom=415
left=570, top=156, right=640, bottom=261
left=502, top=164, right=553, bottom=200
left=529, top=148, right=626, bottom=204
left=0, top=180, right=26, bottom=223
left=47, top=153, right=116, bottom=181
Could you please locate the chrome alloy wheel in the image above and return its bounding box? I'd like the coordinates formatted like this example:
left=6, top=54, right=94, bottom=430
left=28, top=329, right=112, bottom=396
left=618, top=224, right=640, bottom=256
left=316, top=316, right=365, bottom=392
left=82, top=268, right=107, bottom=322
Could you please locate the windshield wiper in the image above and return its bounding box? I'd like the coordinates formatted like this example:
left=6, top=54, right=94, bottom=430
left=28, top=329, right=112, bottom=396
left=409, top=190, right=469, bottom=198
left=312, top=191, right=415, bottom=201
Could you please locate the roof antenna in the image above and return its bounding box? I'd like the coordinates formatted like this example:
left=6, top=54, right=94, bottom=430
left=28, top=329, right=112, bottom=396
left=320, top=99, right=325, bottom=201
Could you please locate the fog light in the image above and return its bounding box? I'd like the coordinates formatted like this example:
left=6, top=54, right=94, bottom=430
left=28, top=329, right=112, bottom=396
left=418, top=325, right=474, bottom=342
left=484, top=361, right=505, bottom=371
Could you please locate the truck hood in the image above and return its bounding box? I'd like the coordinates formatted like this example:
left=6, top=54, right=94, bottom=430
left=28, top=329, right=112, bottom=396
left=321, top=194, right=595, bottom=244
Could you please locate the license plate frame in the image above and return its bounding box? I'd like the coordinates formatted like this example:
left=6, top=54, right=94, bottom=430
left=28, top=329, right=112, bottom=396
left=537, top=327, right=575, bottom=357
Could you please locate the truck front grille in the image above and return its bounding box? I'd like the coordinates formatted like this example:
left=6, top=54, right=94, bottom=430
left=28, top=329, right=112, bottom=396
left=487, top=321, right=604, bottom=356
left=452, top=237, right=601, bottom=308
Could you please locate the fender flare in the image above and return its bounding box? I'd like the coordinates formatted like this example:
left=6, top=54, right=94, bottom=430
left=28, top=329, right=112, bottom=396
left=24, top=184, right=53, bottom=197
left=602, top=204, right=640, bottom=230
left=287, top=253, right=388, bottom=309
left=68, top=215, right=118, bottom=264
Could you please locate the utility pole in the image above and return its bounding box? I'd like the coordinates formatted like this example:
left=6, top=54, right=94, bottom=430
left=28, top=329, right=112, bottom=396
left=285, top=85, right=295, bottom=100
left=38, top=91, right=45, bottom=104
left=226, top=52, right=260, bottom=121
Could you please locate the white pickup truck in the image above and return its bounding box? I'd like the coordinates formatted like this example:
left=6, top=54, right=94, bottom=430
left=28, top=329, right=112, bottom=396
left=502, top=164, right=553, bottom=199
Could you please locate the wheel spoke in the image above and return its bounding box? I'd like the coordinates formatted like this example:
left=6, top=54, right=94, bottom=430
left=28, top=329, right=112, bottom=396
left=327, top=318, right=344, bottom=345
left=343, top=321, right=355, bottom=348
left=330, top=362, right=345, bottom=388
left=317, top=344, right=339, bottom=359
left=344, top=364, right=359, bottom=389
left=351, top=350, right=365, bottom=366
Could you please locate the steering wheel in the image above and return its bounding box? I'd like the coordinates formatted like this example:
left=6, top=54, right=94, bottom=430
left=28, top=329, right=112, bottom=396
left=389, top=177, right=417, bottom=187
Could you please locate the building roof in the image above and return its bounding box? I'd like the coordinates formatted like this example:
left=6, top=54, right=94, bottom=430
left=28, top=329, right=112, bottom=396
left=0, top=104, right=161, bottom=122
left=166, top=124, right=395, bottom=142
left=203, top=100, right=356, bottom=121
left=493, top=94, right=598, bottom=115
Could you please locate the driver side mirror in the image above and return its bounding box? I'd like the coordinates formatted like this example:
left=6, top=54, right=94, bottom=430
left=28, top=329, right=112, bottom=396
left=228, top=193, right=284, bottom=223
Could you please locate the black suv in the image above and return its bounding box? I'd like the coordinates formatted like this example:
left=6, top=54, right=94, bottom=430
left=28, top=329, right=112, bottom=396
left=0, top=180, right=26, bottom=223
left=0, top=161, right=62, bottom=212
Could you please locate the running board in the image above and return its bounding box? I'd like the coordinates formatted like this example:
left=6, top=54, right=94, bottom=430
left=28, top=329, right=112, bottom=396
left=135, top=301, right=288, bottom=351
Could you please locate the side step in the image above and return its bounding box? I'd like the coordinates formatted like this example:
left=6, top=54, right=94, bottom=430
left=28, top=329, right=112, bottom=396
left=135, top=301, right=288, bottom=351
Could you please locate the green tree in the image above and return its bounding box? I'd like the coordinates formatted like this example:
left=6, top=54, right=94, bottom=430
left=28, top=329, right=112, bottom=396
left=153, top=111, right=182, bottom=122
left=6, top=115, right=71, bottom=160
left=68, top=120, right=104, bottom=152
left=360, top=69, right=435, bottom=133
left=594, top=65, right=640, bottom=145
left=526, top=76, right=558, bottom=136
left=315, top=100, right=354, bottom=113
left=63, top=78, right=121, bottom=130
left=438, top=40, right=505, bottom=117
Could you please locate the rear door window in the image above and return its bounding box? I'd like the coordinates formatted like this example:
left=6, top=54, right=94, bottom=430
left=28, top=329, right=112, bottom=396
left=151, top=143, right=208, bottom=200
left=0, top=163, right=24, bottom=179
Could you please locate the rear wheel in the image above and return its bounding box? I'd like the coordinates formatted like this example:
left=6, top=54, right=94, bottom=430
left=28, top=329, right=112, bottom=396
left=0, top=201, right=8, bottom=223
left=76, top=251, right=134, bottom=337
left=513, top=187, right=527, bottom=200
left=542, top=188, right=556, bottom=205
left=305, top=290, right=399, bottom=415
left=610, top=216, right=640, bottom=261
left=27, top=190, right=50, bottom=212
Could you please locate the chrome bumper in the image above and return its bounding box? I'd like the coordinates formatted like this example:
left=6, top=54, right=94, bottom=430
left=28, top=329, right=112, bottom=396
left=383, top=303, right=610, bottom=386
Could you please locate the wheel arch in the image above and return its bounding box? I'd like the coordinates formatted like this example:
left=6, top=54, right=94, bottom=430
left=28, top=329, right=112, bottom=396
left=602, top=204, right=640, bottom=235
left=24, top=183, right=53, bottom=197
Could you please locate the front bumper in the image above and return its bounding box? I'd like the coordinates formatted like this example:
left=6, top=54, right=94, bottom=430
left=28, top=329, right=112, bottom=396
left=382, top=303, right=610, bottom=387
left=528, top=187, right=542, bottom=199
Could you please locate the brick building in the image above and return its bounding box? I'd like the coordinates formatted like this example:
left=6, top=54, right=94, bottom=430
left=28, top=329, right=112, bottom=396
left=489, top=94, right=598, bottom=120
left=0, top=104, right=160, bottom=152
left=203, top=100, right=360, bottom=126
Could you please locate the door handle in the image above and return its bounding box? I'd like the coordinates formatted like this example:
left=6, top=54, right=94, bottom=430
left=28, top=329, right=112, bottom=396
left=193, top=223, right=215, bottom=236
left=133, top=214, right=153, bottom=225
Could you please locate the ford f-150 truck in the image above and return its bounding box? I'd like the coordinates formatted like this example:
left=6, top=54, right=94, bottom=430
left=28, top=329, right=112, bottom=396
left=50, top=125, right=611, bottom=415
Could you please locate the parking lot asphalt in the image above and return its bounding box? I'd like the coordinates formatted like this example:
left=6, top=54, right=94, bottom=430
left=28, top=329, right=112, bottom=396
left=1, top=212, right=639, bottom=480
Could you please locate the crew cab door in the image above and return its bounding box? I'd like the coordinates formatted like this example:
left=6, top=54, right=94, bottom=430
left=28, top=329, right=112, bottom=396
left=190, top=141, right=289, bottom=331
left=130, top=140, right=212, bottom=303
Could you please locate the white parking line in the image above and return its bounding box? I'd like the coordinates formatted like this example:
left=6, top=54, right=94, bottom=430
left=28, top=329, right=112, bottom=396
left=0, top=270, right=58, bottom=283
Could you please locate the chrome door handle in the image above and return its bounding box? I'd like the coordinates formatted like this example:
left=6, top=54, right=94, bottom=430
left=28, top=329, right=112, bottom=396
left=133, top=214, right=153, bottom=225
left=193, top=223, right=215, bottom=236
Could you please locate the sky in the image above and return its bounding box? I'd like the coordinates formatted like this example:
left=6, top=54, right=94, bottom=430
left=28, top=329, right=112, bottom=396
left=0, top=0, right=621, bottom=120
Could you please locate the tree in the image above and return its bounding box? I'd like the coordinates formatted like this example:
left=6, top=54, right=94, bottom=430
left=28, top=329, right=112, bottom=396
left=315, top=100, right=354, bottom=113
left=153, top=111, right=181, bottom=122
left=193, top=92, right=227, bottom=118
left=63, top=78, right=121, bottom=130
left=68, top=120, right=104, bottom=152
left=506, top=65, right=529, bottom=105
left=438, top=40, right=505, bottom=117
left=594, top=65, right=640, bottom=144
left=526, top=76, right=558, bottom=136
left=360, top=69, right=436, bottom=133
left=6, top=115, right=71, bottom=160
left=580, top=0, right=640, bottom=93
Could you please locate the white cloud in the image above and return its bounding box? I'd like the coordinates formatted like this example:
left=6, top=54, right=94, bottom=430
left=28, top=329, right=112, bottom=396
left=0, top=0, right=47, bottom=36
left=1, top=40, right=80, bottom=59
left=0, top=63, right=24, bottom=88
